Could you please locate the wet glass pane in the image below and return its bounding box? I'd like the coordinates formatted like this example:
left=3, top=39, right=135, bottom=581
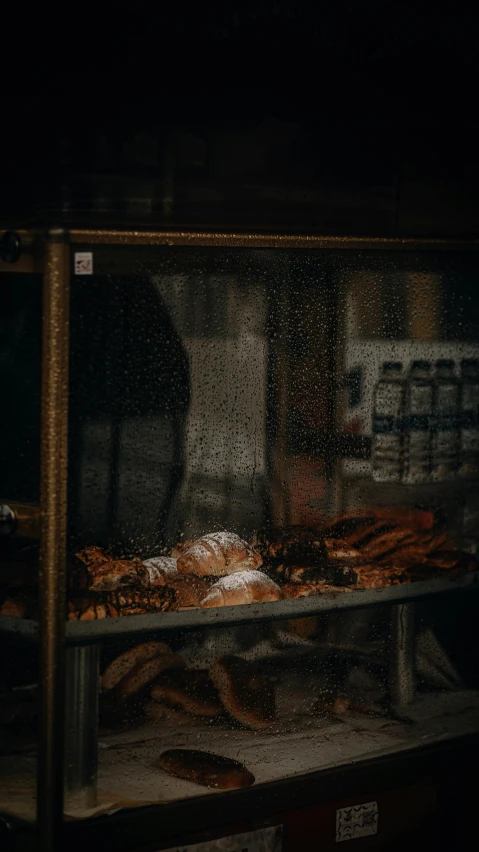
left=1, top=247, right=479, bottom=827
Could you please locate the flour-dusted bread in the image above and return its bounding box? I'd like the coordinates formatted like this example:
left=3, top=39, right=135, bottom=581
left=200, top=570, right=282, bottom=608
left=174, top=532, right=262, bottom=577
left=168, top=575, right=215, bottom=608
left=151, top=669, right=222, bottom=717
left=210, top=655, right=276, bottom=731
left=101, top=641, right=170, bottom=692
left=116, top=651, right=185, bottom=700
left=156, top=748, right=255, bottom=789
left=141, top=557, right=179, bottom=587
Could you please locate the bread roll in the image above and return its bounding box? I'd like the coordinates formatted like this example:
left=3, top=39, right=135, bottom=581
left=174, top=532, right=262, bottom=577
left=156, top=748, right=255, bottom=789
left=210, top=655, right=276, bottom=731
left=142, top=557, right=178, bottom=587
left=200, top=570, right=282, bottom=608
left=168, top=575, right=214, bottom=608
left=116, top=652, right=185, bottom=700
left=151, top=669, right=222, bottom=717
left=101, top=641, right=170, bottom=692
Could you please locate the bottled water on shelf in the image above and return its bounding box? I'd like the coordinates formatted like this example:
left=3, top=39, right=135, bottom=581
left=402, top=360, right=433, bottom=484
left=459, top=358, right=479, bottom=480
left=431, top=359, right=459, bottom=482
left=372, top=361, right=405, bottom=483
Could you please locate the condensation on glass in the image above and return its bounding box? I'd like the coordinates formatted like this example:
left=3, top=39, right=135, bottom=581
left=1, top=246, right=479, bottom=826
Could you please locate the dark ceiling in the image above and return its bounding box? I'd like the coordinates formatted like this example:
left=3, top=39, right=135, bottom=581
left=2, top=4, right=478, bottom=228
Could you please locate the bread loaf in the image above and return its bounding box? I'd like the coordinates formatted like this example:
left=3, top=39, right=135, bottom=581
left=200, top=570, right=282, bottom=608
left=168, top=575, right=214, bottom=608
left=174, top=532, right=262, bottom=577
left=101, top=641, right=170, bottom=692
left=116, top=651, right=185, bottom=700
left=142, top=557, right=179, bottom=587
left=156, top=748, right=255, bottom=789
left=210, top=655, right=276, bottom=730
left=151, top=669, right=222, bottom=717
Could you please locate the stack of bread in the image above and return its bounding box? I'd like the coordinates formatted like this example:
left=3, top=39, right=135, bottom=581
left=67, top=532, right=282, bottom=620
left=100, top=642, right=277, bottom=733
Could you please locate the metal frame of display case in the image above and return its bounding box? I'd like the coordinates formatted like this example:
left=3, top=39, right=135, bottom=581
left=1, top=228, right=479, bottom=852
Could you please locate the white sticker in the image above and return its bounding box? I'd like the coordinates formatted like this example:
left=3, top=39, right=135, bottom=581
left=74, top=252, right=93, bottom=275
left=159, top=824, right=282, bottom=852
left=336, top=801, right=378, bottom=842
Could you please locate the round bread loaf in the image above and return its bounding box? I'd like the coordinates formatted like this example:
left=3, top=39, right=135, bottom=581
left=200, top=570, right=282, bottom=608
left=209, top=654, right=276, bottom=731
left=101, top=641, right=170, bottom=692
left=156, top=748, right=255, bottom=789
left=151, top=669, right=222, bottom=717
left=116, top=651, right=185, bottom=700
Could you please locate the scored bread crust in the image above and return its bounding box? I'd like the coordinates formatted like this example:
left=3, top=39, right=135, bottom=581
left=200, top=570, right=282, bottom=608
left=209, top=654, right=276, bottom=731
left=101, top=641, right=170, bottom=692
left=116, top=652, right=185, bottom=700
left=150, top=669, right=222, bottom=717
left=156, top=748, right=255, bottom=789
left=174, top=532, right=263, bottom=577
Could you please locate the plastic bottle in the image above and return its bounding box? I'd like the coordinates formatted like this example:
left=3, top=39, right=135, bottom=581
left=431, top=359, right=459, bottom=482
left=402, top=360, right=433, bottom=484
left=372, top=361, right=404, bottom=483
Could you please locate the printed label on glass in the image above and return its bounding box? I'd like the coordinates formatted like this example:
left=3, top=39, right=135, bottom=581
left=336, top=801, right=378, bottom=842
left=74, top=252, right=93, bottom=275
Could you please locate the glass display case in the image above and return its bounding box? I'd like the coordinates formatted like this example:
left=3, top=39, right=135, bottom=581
left=1, top=229, right=479, bottom=851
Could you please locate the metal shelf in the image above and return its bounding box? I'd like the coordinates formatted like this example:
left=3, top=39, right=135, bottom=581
left=0, top=572, right=477, bottom=644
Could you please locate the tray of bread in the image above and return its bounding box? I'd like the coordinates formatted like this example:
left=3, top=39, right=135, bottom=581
left=0, top=507, right=478, bottom=640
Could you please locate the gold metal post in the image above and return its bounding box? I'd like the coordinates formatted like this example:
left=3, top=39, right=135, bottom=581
left=37, top=229, right=70, bottom=851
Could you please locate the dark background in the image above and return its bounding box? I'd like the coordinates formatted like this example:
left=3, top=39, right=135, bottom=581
left=2, top=3, right=479, bottom=232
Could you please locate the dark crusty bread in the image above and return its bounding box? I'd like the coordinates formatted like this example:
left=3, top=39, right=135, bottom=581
left=151, top=669, right=222, bottom=717
left=101, top=642, right=170, bottom=692
left=116, top=651, right=185, bottom=700
left=156, top=748, right=255, bottom=789
left=209, top=655, right=276, bottom=731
